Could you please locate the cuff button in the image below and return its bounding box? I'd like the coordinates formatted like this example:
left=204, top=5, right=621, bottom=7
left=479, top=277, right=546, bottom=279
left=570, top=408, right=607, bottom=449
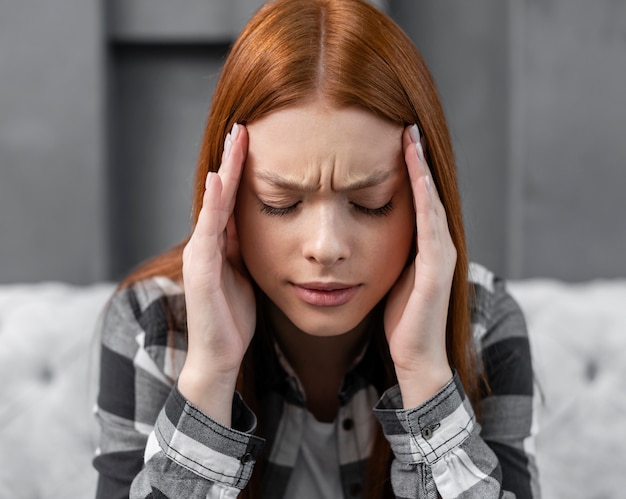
left=421, top=423, right=440, bottom=440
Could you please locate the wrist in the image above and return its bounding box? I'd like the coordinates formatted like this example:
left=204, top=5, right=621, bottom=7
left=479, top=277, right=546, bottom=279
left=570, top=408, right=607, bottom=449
left=395, top=362, right=453, bottom=409
left=178, top=363, right=240, bottom=427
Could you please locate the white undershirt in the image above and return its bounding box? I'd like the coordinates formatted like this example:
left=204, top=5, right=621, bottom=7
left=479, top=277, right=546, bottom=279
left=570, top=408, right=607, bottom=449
left=283, top=411, right=344, bottom=498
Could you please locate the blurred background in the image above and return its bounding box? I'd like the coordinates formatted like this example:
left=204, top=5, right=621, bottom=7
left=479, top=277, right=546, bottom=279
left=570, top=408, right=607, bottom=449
left=1, top=0, right=625, bottom=285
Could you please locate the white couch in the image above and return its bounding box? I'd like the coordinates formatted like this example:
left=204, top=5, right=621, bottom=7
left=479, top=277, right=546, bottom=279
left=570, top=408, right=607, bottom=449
left=1, top=278, right=625, bottom=498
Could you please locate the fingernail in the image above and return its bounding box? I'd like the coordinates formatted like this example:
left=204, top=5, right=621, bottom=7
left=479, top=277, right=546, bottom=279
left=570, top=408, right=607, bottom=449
left=425, top=175, right=432, bottom=194
left=223, top=133, right=232, bottom=159
left=230, top=123, right=240, bottom=141
left=205, top=171, right=215, bottom=189
left=409, top=124, right=420, bottom=144
left=416, top=142, right=426, bottom=163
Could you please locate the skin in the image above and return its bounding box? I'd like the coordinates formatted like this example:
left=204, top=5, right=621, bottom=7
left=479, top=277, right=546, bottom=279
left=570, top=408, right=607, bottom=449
left=178, top=100, right=455, bottom=426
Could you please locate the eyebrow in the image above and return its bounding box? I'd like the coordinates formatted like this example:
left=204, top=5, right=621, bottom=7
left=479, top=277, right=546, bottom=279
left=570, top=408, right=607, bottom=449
left=253, top=168, right=396, bottom=192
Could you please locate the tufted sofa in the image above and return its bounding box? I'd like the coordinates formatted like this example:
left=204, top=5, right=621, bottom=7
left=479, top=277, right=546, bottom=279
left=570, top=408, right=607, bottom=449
left=1, top=278, right=625, bottom=498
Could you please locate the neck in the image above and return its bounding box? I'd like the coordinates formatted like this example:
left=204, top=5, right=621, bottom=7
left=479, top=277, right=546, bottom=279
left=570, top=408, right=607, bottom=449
left=267, top=304, right=373, bottom=421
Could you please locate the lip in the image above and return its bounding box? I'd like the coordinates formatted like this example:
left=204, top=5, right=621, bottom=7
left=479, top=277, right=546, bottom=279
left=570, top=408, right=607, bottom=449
left=291, top=282, right=361, bottom=307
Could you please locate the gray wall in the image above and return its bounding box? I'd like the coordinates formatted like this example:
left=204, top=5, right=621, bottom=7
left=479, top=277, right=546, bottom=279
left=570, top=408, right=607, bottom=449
left=390, top=0, right=511, bottom=277
left=513, top=1, right=626, bottom=280
left=390, top=0, right=626, bottom=280
left=1, top=0, right=625, bottom=283
left=0, top=0, right=106, bottom=283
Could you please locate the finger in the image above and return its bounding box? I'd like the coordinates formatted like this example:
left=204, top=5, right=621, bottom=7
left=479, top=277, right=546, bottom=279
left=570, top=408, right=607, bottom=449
left=403, top=126, right=434, bottom=236
left=402, top=125, right=441, bottom=201
left=191, top=171, right=224, bottom=255
left=183, top=172, right=225, bottom=295
left=218, top=123, right=249, bottom=216
left=225, top=214, right=246, bottom=274
left=403, top=126, right=450, bottom=265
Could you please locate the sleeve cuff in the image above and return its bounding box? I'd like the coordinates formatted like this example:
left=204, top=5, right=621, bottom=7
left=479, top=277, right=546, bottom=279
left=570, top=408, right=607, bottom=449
left=373, top=371, right=476, bottom=465
left=151, top=383, right=265, bottom=489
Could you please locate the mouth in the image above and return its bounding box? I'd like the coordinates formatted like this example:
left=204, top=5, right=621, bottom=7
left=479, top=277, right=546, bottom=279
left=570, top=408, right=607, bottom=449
left=291, top=282, right=361, bottom=307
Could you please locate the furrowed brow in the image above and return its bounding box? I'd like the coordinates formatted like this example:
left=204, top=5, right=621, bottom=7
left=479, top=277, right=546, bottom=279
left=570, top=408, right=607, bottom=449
left=254, top=168, right=396, bottom=192
left=336, top=169, right=395, bottom=191
left=253, top=170, right=318, bottom=192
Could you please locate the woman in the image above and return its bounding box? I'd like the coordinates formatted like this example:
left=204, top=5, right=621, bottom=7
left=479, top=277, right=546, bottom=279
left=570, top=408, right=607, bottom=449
left=93, top=0, right=539, bottom=497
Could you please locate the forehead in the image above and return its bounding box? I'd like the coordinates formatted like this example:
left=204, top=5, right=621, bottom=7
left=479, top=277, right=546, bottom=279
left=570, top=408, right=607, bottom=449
left=245, top=103, right=403, bottom=187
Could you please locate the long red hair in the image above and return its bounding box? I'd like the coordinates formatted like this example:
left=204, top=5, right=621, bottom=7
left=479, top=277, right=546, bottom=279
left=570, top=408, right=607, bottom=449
left=123, top=1, right=480, bottom=497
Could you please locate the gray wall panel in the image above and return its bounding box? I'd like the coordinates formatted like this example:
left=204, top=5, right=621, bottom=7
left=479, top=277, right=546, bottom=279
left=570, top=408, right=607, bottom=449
left=0, top=0, right=106, bottom=284
left=108, top=0, right=266, bottom=42
left=390, top=0, right=510, bottom=277
left=393, top=0, right=626, bottom=280
left=108, top=45, right=228, bottom=278
left=520, top=0, right=626, bottom=280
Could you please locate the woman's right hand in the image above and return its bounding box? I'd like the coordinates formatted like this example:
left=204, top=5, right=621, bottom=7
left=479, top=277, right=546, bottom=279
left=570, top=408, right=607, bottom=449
left=178, top=123, right=256, bottom=427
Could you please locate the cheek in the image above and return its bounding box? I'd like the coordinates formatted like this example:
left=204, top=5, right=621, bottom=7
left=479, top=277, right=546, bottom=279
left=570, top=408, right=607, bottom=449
left=234, top=192, right=262, bottom=268
left=383, top=192, right=415, bottom=259
left=355, top=213, right=414, bottom=293
left=373, top=218, right=414, bottom=269
left=234, top=197, right=287, bottom=277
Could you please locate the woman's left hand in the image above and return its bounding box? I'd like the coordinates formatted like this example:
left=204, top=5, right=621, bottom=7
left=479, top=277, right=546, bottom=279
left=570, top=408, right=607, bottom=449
left=384, top=125, right=455, bottom=408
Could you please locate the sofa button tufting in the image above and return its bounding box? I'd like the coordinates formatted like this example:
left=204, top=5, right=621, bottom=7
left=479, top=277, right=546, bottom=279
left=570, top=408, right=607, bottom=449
left=39, top=365, right=54, bottom=383
left=585, top=360, right=599, bottom=382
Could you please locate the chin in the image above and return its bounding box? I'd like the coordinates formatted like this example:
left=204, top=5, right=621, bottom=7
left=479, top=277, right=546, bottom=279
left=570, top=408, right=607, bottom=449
left=286, top=308, right=372, bottom=338
left=295, top=322, right=357, bottom=338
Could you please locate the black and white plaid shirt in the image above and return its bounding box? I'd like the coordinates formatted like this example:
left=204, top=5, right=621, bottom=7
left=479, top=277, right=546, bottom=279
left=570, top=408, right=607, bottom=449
left=93, top=263, right=540, bottom=498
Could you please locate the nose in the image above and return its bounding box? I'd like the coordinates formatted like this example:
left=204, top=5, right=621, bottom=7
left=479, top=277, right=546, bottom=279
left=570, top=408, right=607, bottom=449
left=302, top=204, right=350, bottom=266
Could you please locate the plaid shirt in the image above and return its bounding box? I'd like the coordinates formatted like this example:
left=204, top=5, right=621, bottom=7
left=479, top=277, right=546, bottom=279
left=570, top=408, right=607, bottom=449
left=93, top=263, right=540, bottom=498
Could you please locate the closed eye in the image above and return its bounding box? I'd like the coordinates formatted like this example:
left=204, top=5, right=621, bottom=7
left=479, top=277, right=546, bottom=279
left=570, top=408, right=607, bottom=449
left=351, top=199, right=394, bottom=217
left=259, top=201, right=301, bottom=216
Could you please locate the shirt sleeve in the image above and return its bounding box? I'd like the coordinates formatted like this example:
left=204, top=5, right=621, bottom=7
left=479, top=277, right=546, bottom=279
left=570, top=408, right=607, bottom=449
left=375, top=372, right=505, bottom=498
left=129, top=385, right=264, bottom=499
left=374, top=273, right=540, bottom=498
left=93, top=284, right=161, bottom=499
left=92, top=281, right=264, bottom=499
left=476, top=277, right=540, bottom=498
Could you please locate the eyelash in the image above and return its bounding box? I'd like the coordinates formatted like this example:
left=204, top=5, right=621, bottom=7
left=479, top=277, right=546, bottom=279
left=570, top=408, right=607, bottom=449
left=259, top=200, right=394, bottom=217
left=259, top=202, right=300, bottom=216
left=352, top=200, right=394, bottom=217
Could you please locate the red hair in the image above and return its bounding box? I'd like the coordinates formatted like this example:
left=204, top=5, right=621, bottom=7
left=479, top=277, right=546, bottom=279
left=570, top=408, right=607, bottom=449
left=123, top=1, right=480, bottom=496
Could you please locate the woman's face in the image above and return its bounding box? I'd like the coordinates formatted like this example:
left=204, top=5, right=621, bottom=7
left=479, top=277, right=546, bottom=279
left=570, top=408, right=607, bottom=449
left=235, top=101, right=415, bottom=337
